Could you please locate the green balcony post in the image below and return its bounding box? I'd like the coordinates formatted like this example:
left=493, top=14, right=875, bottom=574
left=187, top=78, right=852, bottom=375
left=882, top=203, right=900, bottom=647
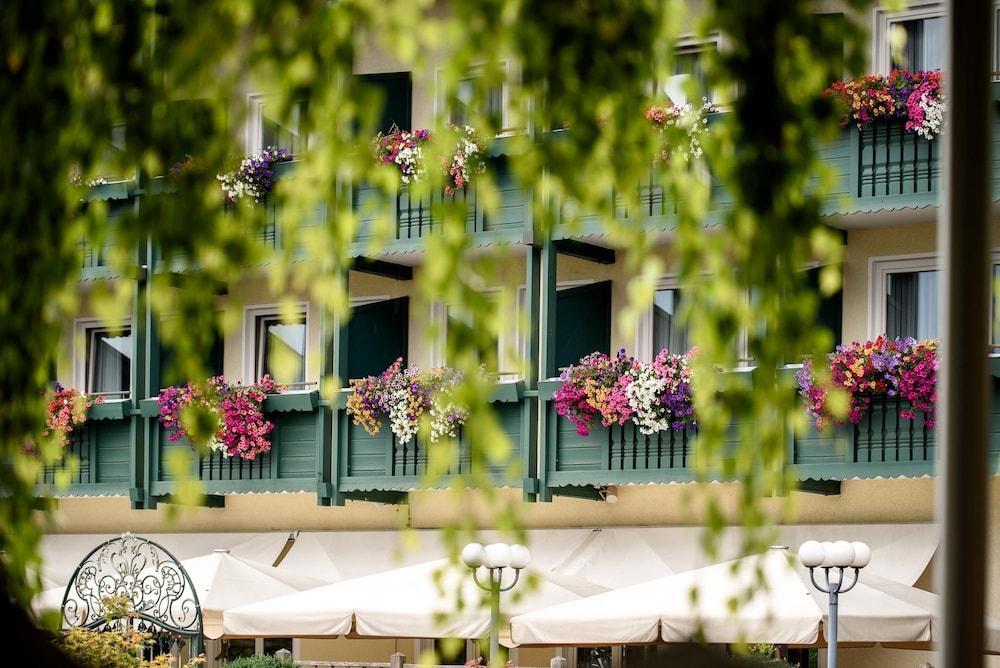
left=128, top=214, right=149, bottom=509
left=325, top=265, right=349, bottom=507
left=536, top=232, right=558, bottom=501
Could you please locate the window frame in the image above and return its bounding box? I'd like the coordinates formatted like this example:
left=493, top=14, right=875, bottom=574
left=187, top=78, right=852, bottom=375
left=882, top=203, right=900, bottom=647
left=243, top=303, right=310, bottom=385
left=74, top=318, right=133, bottom=397
left=664, top=34, right=724, bottom=106
left=635, top=275, right=750, bottom=365
left=246, top=93, right=306, bottom=155
left=868, top=253, right=940, bottom=339
left=873, top=1, right=945, bottom=74
left=434, top=60, right=520, bottom=136
left=434, top=289, right=517, bottom=376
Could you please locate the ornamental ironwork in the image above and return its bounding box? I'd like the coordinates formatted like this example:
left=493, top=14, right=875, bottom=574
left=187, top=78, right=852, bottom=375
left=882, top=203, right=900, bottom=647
left=61, top=533, right=203, bottom=641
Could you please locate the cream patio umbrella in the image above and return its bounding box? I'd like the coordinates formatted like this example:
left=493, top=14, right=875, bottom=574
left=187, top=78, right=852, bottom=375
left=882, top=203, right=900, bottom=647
left=182, top=548, right=328, bottom=639
left=510, top=547, right=1000, bottom=651
left=223, top=557, right=607, bottom=640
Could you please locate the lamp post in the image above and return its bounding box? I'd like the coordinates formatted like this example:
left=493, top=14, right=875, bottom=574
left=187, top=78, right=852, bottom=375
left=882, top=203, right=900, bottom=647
left=798, top=540, right=871, bottom=668
left=462, top=542, right=531, bottom=666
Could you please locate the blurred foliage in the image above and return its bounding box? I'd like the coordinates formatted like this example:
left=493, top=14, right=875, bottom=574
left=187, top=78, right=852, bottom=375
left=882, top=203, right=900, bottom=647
left=2, top=0, right=872, bottom=651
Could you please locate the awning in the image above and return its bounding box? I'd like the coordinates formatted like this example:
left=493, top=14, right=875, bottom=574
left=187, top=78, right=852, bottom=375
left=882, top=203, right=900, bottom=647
left=223, top=557, right=607, bottom=640
left=510, top=547, right=1000, bottom=652
left=38, top=523, right=939, bottom=639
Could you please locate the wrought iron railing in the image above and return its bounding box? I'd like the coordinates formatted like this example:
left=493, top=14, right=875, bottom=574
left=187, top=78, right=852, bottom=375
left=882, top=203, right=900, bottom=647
left=39, top=429, right=90, bottom=485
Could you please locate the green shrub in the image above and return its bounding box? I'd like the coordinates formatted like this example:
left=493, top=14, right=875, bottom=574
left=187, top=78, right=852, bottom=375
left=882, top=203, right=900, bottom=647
left=222, top=656, right=298, bottom=668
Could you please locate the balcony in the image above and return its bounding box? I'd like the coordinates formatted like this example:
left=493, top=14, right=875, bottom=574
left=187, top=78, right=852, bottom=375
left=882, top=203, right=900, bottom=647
left=537, top=370, right=1000, bottom=497
left=141, top=390, right=323, bottom=500
left=37, top=400, right=133, bottom=496
left=335, top=382, right=535, bottom=501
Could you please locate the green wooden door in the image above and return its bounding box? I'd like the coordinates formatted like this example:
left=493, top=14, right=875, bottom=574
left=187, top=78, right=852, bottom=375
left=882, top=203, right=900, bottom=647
left=347, top=297, right=409, bottom=380
left=555, top=281, right=612, bottom=370
left=357, top=72, right=412, bottom=134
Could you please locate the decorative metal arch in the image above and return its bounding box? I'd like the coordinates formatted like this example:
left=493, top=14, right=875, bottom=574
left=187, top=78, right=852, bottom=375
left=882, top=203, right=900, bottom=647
left=61, top=533, right=203, bottom=648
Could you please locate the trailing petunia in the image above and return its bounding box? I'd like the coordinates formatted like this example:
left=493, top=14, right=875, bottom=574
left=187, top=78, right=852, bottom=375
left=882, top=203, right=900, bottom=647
left=825, top=70, right=944, bottom=138
left=443, top=125, right=486, bottom=195
left=157, top=375, right=284, bottom=460
left=44, top=383, right=103, bottom=447
left=217, top=146, right=294, bottom=204
left=373, top=129, right=430, bottom=184
left=554, top=348, right=696, bottom=437
left=645, top=99, right=715, bottom=162
left=796, top=335, right=938, bottom=430
left=373, top=126, right=487, bottom=194
left=346, top=358, right=468, bottom=444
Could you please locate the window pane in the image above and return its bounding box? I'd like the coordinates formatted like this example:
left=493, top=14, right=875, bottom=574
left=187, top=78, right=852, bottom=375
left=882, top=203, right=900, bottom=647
left=263, top=638, right=292, bottom=656
left=892, top=17, right=945, bottom=71
left=665, top=46, right=715, bottom=103
left=653, top=288, right=690, bottom=355
left=261, top=102, right=301, bottom=153
left=450, top=75, right=503, bottom=128
left=223, top=639, right=256, bottom=661
left=258, top=316, right=306, bottom=383
left=886, top=270, right=938, bottom=340
left=577, top=647, right=613, bottom=668
left=89, top=328, right=132, bottom=394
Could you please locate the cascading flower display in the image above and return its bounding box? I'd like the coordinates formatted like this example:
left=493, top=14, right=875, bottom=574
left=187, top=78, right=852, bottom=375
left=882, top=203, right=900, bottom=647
left=825, top=70, right=944, bottom=138
left=373, top=126, right=487, bottom=194
left=553, top=348, right=696, bottom=437
left=796, top=335, right=938, bottom=430
left=217, top=146, right=294, bottom=203
left=645, top=99, right=715, bottom=162
left=157, top=375, right=284, bottom=460
left=45, top=383, right=103, bottom=447
left=373, top=128, right=430, bottom=184
left=444, top=124, right=486, bottom=195
left=346, top=358, right=468, bottom=444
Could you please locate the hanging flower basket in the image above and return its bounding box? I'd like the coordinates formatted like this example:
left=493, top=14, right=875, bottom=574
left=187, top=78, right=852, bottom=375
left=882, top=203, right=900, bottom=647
left=825, top=70, right=944, bottom=139
left=372, top=125, right=486, bottom=194
left=45, top=383, right=103, bottom=447
left=346, top=358, right=468, bottom=444
left=554, top=348, right=696, bottom=437
left=157, top=375, right=285, bottom=460
left=217, top=146, right=294, bottom=204
left=645, top=99, right=715, bottom=162
left=796, top=335, right=938, bottom=430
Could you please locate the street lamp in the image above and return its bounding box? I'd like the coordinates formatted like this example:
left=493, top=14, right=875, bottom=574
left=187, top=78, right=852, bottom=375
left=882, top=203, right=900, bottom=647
left=462, top=542, right=531, bottom=666
left=798, top=540, right=871, bottom=668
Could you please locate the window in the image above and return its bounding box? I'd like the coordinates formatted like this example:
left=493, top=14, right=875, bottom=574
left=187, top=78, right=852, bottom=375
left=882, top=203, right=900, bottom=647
left=885, top=269, right=939, bottom=340
left=890, top=17, right=945, bottom=71
left=652, top=288, right=690, bottom=355
left=438, top=64, right=510, bottom=132
left=248, top=95, right=304, bottom=154
left=222, top=639, right=256, bottom=661
left=262, top=638, right=292, bottom=657
left=252, top=311, right=307, bottom=384
left=442, top=293, right=513, bottom=374
left=667, top=43, right=715, bottom=104
left=876, top=4, right=945, bottom=73
left=357, top=72, right=412, bottom=134
left=85, top=326, right=132, bottom=395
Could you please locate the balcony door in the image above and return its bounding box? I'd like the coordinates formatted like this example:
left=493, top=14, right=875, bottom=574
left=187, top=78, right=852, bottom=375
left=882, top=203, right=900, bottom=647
left=347, top=297, right=409, bottom=381
left=555, top=281, right=612, bottom=372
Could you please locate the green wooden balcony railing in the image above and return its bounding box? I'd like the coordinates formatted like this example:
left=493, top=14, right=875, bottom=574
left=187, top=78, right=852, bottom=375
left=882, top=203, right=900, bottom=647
left=334, top=382, right=536, bottom=501
left=37, top=401, right=133, bottom=496
left=537, top=369, right=1000, bottom=496
left=140, top=390, right=323, bottom=499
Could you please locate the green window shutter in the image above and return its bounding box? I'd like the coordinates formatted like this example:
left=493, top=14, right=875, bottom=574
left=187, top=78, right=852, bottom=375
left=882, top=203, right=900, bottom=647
left=555, top=281, right=613, bottom=370
left=357, top=72, right=412, bottom=134
left=347, top=297, right=409, bottom=380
